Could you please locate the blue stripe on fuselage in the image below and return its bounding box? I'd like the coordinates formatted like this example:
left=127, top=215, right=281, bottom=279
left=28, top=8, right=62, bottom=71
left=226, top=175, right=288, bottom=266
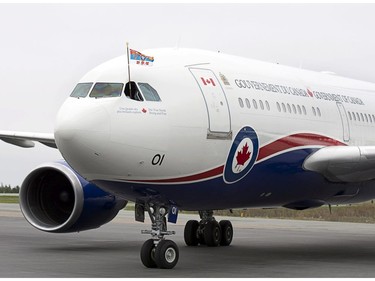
left=92, top=148, right=375, bottom=210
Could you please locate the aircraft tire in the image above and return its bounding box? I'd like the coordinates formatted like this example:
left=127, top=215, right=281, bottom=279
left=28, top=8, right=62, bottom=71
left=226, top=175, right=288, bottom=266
left=140, top=239, right=157, bottom=268
left=184, top=220, right=199, bottom=246
left=154, top=239, right=179, bottom=269
left=219, top=220, right=233, bottom=246
left=204, top=220, right=221, bottom=247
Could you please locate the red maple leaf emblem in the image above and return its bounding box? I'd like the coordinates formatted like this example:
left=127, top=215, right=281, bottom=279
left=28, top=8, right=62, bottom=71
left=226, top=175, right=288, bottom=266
left=236, top=142, right=251, bottom=167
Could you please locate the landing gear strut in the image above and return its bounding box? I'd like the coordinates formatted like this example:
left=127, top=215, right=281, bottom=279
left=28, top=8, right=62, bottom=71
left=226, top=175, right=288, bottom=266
left=184, top=210, right=233, bottom=247
left=140, top=204, right=179, bottom=269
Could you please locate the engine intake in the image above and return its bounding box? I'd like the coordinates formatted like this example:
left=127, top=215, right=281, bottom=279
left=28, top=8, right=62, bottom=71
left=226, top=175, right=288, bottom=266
left=20, top=162, right=126, bottom=233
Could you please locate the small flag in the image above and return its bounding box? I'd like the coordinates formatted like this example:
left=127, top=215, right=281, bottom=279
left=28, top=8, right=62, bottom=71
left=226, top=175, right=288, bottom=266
left=129, top=49, right=154, bottom=66
left=201, top=77, right=216, bottom=86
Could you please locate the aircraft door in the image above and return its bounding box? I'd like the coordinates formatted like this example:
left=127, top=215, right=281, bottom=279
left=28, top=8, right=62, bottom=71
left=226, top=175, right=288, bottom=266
left=189, top=68, right=232, bottom=139
left=336, top=102, right=350, bottom=142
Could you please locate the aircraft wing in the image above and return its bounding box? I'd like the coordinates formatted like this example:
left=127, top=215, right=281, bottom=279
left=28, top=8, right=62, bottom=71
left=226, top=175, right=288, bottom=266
left=303, top=146, right=375, bottom=183
left=0, top=131, right=56, bottom=149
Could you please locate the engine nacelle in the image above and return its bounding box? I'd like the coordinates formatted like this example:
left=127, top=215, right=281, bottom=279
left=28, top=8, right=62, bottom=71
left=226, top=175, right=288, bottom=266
left=19, top=162, right=127, bottom=233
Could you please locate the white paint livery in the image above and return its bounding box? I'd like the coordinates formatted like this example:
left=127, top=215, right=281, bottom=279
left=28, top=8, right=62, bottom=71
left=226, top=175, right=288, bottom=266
left=52, top=48, right=375, bottom=184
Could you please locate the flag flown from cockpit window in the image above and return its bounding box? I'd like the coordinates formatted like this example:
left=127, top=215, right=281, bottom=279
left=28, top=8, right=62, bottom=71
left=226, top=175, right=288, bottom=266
left=129, top=49, right=154, bottom=66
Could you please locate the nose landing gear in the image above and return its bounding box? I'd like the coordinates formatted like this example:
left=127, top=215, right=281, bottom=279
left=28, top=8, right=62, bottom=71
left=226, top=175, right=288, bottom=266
left=140, top=204, right=179, bottom=269
left=184, top=210, right=233, bottom=247
left=139, top=206, right=233, bottom=269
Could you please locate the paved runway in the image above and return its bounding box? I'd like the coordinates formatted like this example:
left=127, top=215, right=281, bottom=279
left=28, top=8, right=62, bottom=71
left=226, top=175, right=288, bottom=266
left=1, top=203, right=375, bottom=277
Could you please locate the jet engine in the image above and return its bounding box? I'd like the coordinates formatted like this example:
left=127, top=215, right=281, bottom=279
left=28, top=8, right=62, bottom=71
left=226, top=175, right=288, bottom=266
left=19, top=162, right=127, bottom=233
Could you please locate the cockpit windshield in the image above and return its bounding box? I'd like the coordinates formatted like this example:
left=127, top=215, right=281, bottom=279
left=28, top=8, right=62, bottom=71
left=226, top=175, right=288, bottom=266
left=70, top=81, right=161, bottom=102
left=89, top=83, right=123, bottom=98
left=70, top=83, right=93, bottom=98
left=124, top=82, right=161, bottom=102
left=138, top=83, right=161, bottom=101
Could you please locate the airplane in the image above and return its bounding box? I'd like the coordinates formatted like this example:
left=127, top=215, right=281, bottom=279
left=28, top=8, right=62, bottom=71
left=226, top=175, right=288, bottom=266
left=1, top=47, right=375, bottom=269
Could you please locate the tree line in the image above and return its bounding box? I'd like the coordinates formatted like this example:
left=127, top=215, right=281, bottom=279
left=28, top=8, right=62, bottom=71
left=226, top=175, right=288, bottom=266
left=0, top=184, right=20, bottom=193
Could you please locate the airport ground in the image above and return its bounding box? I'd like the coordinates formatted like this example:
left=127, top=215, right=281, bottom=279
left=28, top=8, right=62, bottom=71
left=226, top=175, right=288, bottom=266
left=2, top=203, right=375, bottom=277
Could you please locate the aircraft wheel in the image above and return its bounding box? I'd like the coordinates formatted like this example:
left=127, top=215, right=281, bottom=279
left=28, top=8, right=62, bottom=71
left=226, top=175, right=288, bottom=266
left=140, top=239, right=157, bottom=268
left=184, top=220, right=199, bottom=246
left=198, top=232, right=206, bottom=245
left=219, top=220, right=233, bottom=246
left=154, top=240, right=179, bottom=269
left=204, top=220, right=221, bottom=247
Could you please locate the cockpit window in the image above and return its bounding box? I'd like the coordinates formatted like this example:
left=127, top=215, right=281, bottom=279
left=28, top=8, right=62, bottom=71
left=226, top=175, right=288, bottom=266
left=89, top=83, right=123, bottom=98
left=138, top=83, right=161, bottom=101
left=70, top=83, right=93, bottom=98
left=124, top=82, right=144, bottom=101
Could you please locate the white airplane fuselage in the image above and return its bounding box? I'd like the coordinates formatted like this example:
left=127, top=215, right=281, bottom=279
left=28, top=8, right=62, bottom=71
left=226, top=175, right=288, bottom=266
left=54, top=48, right=375, bottom=211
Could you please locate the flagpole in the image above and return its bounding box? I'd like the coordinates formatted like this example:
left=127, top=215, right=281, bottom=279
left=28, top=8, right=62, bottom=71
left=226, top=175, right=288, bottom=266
left=126, top=42, right=132, bottom=93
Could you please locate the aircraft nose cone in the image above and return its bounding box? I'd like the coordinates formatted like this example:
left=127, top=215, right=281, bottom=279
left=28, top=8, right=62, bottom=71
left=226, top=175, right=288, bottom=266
left=54, top=111, right=76, bottom=141
left=54, top=99, right=110, bottom=154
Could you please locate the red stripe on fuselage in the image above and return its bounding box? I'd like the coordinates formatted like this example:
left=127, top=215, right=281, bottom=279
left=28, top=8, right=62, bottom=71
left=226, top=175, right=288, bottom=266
left=127, top=133, right=345, bottom=184
left=257, top=133, right=346, bottom=161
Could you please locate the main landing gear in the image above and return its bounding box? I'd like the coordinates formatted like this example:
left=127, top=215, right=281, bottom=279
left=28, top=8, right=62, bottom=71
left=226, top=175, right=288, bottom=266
left=184, top=210, right=233, bottom=247
left=140, top=204, right=179, bottom=269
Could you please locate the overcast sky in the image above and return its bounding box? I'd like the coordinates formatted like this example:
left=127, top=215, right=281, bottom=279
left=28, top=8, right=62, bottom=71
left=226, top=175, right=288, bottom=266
left=1, top=3, right=375, bottom=186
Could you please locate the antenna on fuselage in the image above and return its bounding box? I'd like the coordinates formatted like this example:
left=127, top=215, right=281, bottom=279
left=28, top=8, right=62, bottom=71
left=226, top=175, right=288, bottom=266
left=126, top=42, right=132, bottom=93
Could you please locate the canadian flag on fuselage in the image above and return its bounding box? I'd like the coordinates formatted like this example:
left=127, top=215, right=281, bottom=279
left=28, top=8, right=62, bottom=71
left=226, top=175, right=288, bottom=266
left=200, top=77, right=216, bottom=86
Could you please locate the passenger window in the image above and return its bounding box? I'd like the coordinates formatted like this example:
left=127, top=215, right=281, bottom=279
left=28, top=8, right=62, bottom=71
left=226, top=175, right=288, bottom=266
left=70, top=83, right=93, bottom=98
left=302, top=106, right=307, bottom=115
left=292, top=104, right=296, bottom=114
left=90, top=83, right=123, bottom=98
left=245, top=98, right=251, bottom=108
left=317, top=107, right=321, bottom=117
left=365, top=114, right=368, bottom=122
left=312, top=107, right=316, bottom=116
left=348, top=111, right=352, bottom=121
left=297, top=105, right=302, bottom=115
left=352, top=112, right=356, bottom=121
left=138, top=83, right=161, bottom=101
left=238, top=98, right=244, bottom=108
left=125, top=82, right=144, bottom=101
left=253, top=99, right=258, bottom=109
left=265, top=101, right=270, bottom=111
left=282, top=103, right=286, bottom=113
left=259, top=100, right=264, bottom=110
left=287, top=103, right=291, bottom=113
left=276, top=102, right=281, bottom=112
left=356, top=113, right=360, bottom=121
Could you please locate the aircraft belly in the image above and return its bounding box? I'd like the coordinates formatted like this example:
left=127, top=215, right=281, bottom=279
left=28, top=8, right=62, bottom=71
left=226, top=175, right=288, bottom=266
left=92, top=148, right=375, bottom=210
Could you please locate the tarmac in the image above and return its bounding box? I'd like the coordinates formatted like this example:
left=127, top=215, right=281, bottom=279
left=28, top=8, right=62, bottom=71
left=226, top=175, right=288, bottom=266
left=1, top=203, right=375, bottom=277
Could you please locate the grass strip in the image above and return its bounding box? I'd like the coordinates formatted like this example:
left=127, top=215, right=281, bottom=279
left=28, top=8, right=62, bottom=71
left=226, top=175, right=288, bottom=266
left=3, top=196, right=375, bottom=223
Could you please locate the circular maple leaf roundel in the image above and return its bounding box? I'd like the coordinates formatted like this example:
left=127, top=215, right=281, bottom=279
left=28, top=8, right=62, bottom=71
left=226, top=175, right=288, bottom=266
left=224, top=126, right=259, bottom=184
left=231, top=138, right=253, bottom=174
